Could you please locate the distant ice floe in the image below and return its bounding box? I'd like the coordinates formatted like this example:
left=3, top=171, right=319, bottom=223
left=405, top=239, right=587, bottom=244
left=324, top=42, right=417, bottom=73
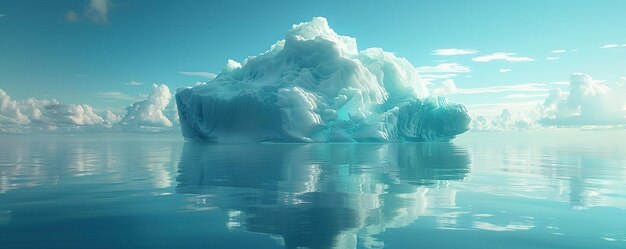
left=176, top=17, right=471, bottom=142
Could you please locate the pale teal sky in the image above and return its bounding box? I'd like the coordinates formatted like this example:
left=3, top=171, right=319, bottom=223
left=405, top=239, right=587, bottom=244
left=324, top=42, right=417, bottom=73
left=1, top=0, right=625, bottom=115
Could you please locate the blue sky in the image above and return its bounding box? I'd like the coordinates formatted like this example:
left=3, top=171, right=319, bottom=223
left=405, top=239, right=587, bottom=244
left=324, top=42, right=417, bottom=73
left=1, top=0, right=625, bottom=115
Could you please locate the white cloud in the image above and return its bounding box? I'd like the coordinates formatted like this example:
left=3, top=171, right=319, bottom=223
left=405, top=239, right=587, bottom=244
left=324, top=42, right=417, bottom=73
left=0, top=88, right=118, bottom=134
left=600, top=44, right=625, bottom=49
left=179, top=71, right=217, bottom=80
left=472, top=52, right=534, bottom=62
left=416, top=63, right=470, bottom=73
left=0, top=85, right=182, bottom=134
left=551, top=49, right=566, bottom=54
left=541, top=73, right=626, bottom=125
left=499, top=68, right=511, bottom=73
left=43, top=104, right=105, bottom=125
left=66, top=0, right=111, bottom=24
left=0, top=89, right=30, bottom=125
left=97, top=92, right=140, bottom=101
left=420, top=74, right=457, bottom=79
left=125, top=81, right=144, bottom=86
left=468, top=100, right=543, bottom=118
left=429, top=79, right=458, bottom=96
left=458, top=83, right=549, bottom=94
left=546, top=57, right=560, bottom=61
left=431, top=48, right=478, bottom=56
left=470, top=102, right=543, bottom=131
left=86, top=0, right=111, bottom=24
left=474, top=107, right=543, bottom=131
left=119, top=84, right=175, bottom=130
left=102, top=110, right=120, bottom=128
left=471, top=73, right=626, bottom=131
left=505, top=93, right=549, bottom=99
left=543, top=87, right=563, bottom=107
left=550, top=81, right=569, bottom=86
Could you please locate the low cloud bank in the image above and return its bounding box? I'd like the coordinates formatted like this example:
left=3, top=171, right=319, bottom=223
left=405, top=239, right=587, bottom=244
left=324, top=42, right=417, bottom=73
left=0, top=84, right=178, bottom=134
left=472, top=73, right=626, bottom=131
left=119, top=84, right=178, bottom=132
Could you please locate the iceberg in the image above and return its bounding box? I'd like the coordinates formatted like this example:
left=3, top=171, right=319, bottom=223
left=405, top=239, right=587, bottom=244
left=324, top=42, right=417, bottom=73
left=175, top=17, right=471, bottom=142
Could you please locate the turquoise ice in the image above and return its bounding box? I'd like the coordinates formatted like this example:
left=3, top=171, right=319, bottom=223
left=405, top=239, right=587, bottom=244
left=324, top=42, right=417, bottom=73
left=176, top=17, right=471, bottom=142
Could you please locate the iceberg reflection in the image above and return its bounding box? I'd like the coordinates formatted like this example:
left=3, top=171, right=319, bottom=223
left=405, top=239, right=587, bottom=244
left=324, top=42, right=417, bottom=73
left=177, top=143, right=471, bottom=249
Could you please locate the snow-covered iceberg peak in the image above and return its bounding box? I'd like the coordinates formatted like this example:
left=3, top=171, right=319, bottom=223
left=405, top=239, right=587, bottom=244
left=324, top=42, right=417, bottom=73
left=176, top=17, right=470, bottom=142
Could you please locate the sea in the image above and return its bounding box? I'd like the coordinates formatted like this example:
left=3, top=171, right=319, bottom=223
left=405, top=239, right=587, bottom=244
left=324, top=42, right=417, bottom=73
left=1, top=130, right=625, bottom=249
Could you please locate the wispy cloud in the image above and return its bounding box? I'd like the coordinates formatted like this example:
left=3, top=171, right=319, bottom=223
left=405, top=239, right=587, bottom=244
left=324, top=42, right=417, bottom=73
left=546, top=57, right=560, bottom=61
left=505, top=93, right=549, bottom=99
left=431, top=48, right=478, bottom=56
left=179, top=71, right=217, bottom=79
left=457, top=83, right=549, bottom=94
left=472, top=52, right=534, bottom=62
left=86, top=0, right=111, bottom=24
left=97, top=92, right=140, bottom=101
left=600, top=44, right=626, bottom=49
left=416, top=63, right=470, bottom=73
left=65, top=0, right=111, bottom=24
left=499, top=68, right=511, bottom=73
left=550, top=49, right=566, bottom=54
left=125, top=81, right=144, bottom=86
left=550, top=81, right=569, bottom=85
left=0, top=14, right=5, bottom=18
left=429, top=79, right=458, bottom=95
left=420, top=73, right=457, bottom=79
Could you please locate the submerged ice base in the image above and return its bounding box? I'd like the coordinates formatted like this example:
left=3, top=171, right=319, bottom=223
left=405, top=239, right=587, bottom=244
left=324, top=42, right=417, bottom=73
left=176, top=17, right=471, bottom=142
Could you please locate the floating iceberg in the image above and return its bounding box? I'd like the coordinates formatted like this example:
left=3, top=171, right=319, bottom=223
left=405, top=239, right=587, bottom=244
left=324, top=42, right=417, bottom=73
left=176, top=17, right=471, bottom=142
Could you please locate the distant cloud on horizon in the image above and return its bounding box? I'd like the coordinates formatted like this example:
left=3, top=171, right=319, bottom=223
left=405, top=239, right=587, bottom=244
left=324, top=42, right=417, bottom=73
left=541, top=73, right=626, bottom=126
left=0, top=84, right=179, bottom=134
left=118, top=84, right=178, bottom=130
left=471, top=73, right=626, bottom=131
left=0, top=88, right=119, bottom=133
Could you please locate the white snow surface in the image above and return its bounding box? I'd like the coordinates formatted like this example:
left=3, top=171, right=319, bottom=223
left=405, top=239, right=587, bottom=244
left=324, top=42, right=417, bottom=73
left=176, top=17, right=470, bottom=142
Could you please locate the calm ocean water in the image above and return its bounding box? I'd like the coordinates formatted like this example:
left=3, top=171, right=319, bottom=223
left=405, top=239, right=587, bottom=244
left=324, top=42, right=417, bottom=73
left=1, top=131, right=625, bottom=249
